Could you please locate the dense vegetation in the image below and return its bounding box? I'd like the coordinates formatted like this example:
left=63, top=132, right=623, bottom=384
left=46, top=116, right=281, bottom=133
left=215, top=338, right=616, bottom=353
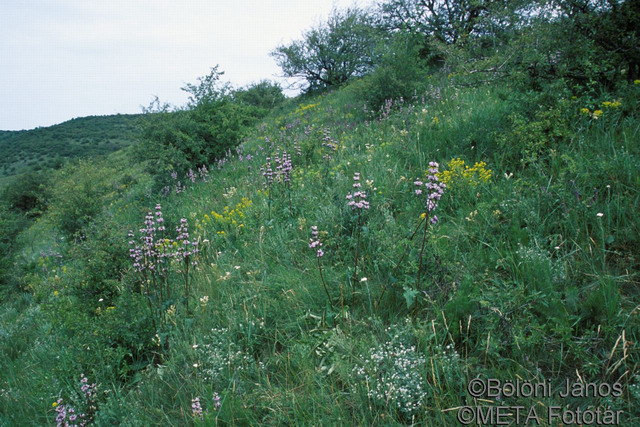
left=1, top=1, right=639, bottom=425
left=0, top=114, right=142, bottom=178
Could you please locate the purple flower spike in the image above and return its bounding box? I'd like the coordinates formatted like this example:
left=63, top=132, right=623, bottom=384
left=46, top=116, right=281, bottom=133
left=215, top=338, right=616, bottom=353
left=346, top=173, right=369, bottom=211
left=415, top=161, right=446, bottom=222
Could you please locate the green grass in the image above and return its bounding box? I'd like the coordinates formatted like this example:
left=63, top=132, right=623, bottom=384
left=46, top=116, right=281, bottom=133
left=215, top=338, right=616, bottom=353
left=1, top=79, right=639, bottom=425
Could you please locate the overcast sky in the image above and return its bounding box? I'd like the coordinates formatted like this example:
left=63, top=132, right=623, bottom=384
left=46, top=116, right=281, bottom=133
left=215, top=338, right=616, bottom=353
left=0, top=0, right=374, bottom=130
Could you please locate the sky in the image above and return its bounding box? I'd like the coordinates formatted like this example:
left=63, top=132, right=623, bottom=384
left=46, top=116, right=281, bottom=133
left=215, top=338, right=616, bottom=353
left=0, top=0, right=374, bottom=130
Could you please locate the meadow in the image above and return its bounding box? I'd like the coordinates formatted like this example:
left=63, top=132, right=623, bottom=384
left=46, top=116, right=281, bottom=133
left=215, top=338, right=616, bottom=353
left=1, top=1, right=640, bottom=424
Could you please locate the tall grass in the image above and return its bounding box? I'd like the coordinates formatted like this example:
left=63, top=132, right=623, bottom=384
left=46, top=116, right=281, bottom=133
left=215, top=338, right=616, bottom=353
left=1, top=80, right=639, bottom=425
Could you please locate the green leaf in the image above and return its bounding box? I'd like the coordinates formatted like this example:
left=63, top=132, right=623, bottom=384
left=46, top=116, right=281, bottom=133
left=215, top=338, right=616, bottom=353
left=403, top=286, right=419, bottom=309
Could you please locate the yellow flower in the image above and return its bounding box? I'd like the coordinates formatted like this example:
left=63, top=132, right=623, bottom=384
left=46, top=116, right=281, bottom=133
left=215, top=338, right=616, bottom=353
left=438, top=158, right=492, bottom=188
left=52, top=402, right=59, bottom=408
left=432, top=116, right=440, bottom=125
left=593, top=109, right=603, bottom=118
left=53, top=290, right=59, bottom=297
left=634, top=79, right=640, bottom=85
left=580, top=108, right=590, bottom=115
left=602, top=100, right=621, bottom=108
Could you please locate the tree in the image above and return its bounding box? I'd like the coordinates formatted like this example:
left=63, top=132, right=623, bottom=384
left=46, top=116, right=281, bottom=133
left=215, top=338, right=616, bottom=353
left=271, top=7, right=381, bottom=91
left=555, top=0, right=640, bottom=81
left=181, top=65, right=233, bottom=106
left=377, top=0, right=534, bottom=52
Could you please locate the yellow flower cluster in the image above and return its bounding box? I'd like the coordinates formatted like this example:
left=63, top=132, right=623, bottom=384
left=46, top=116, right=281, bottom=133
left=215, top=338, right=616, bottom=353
left=438, top=158, right=492, bottom=187
left=634, top=80, right=640, bottom=85
left=205, top=198, right=253, bottom=232
left=580, top=100, right=621, bottom=119
left=602, top=100, right=622, bottom=109
left=294, top=103, right=319, bottom=115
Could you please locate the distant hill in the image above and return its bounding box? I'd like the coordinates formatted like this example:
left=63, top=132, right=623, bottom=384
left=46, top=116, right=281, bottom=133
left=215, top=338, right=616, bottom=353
left=0, top=114, right=142, bottom=177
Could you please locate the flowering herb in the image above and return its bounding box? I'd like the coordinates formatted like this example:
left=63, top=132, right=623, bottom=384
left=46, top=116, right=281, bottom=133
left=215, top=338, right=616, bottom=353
left=346, top=172, right=370, bottom=211
left=309, top=226, right=333, bottom=307
left=191, top=397, right=203, bottom=418
left=414, top=162, right=446, bottom=286
left=347, top=172, right=370, bottom=289
left=128, top=206, right=200, bottom=327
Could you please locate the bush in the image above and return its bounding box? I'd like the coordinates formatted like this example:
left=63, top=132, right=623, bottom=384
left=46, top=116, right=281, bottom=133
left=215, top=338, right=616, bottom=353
left=1, top=171, right=49, bottom=217
left=48, top=160, right=131, bottom=240
left=136, top=101, right=252, bottom=177
left=349, top=33, right=429, bottom=113
left=233, top=80, right=286, bottom=118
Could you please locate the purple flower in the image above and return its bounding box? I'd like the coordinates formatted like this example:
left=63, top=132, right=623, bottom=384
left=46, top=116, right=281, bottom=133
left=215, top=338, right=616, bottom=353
left=415, top=161, right=446, bottom=224
left=198, top=165, right=209, bottom=181
left=346, top=173, right=369, bottom=211
left=213, top=392, right=222, bottom=410
left=192, top=397, right=203, bottom=418
left=261, top=157, right=274, bottom=187
left=309, top=226, right=325, bottom=257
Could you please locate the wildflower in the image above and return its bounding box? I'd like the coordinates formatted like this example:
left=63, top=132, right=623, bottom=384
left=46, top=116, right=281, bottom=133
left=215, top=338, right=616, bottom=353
left=634, top=79, right=640, bottom=85
left=321, top=128, right=339, bottom=159
left=198, top=165, right=209, bottom=181
left=593, top=109, right=603, bottom=118
left=360, top=277, right=368, bottom=282
left=191, top=397, right=203, bottom=418
left=346, top=173, right=370, bottom=210
left=580, top=107, right=590, bottom=115
left=261, top=157, right=274, bottom=187
left=414, top=162, right=445, bottom=223
left=439, top=158, right=492, bottom=187
left=274, top=150, right=293, bottom=183
left=309, top=226, right=324, bottom=257
left=597, top=212, right=604, bottom=217
left=213, top=392, right=222, bottom=410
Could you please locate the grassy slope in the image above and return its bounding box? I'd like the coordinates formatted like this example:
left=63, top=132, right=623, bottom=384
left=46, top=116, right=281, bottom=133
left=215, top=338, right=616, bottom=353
left=1, top=81, right=639, bottom=424
left=0, top=114, right=141, bottom=177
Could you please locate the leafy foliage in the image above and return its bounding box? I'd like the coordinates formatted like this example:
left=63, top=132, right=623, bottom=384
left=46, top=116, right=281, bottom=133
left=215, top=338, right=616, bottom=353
left=271, top=7, right=381, bottom=91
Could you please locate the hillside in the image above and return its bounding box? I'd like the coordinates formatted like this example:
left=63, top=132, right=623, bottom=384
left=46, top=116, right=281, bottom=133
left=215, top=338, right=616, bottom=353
left=1, top=77, right=639, bottom=424
left=0, top=114, right=141, bottom=177
left=1, top=1, right=639, bottom=424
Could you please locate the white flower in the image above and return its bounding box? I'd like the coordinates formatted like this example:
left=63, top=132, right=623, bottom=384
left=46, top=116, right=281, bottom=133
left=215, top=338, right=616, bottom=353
left=597, top=212, right=604, bottom=217
left=360, top=277, right=368, bottom=282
